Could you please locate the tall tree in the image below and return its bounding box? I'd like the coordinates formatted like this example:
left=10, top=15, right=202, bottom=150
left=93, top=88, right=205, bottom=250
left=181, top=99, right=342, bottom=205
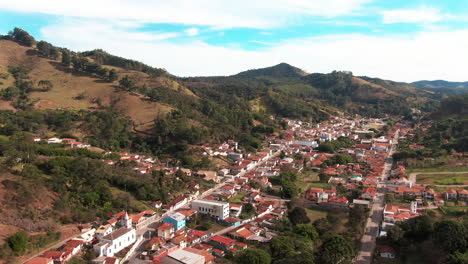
left=316, top=235, right=354, bottom=264
left=61, top=49, right=71, bottom=67
left=288, top=207, right=310, bottom=225
left=8, top=27, right=35, bottom=46
left=433, top=220, right=468, bottom=253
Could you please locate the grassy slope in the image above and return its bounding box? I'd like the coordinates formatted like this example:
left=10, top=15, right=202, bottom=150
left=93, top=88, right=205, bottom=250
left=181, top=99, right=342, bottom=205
left=0, top=40, right=192, bottom=130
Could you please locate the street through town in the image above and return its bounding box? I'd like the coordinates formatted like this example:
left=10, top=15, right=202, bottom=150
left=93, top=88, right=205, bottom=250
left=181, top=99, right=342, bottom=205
left=354, top=130, right=399, bottom=264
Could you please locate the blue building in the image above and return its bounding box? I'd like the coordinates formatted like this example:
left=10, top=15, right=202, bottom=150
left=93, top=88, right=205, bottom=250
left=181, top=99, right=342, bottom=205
left=163, top=212, right=186, bottom=231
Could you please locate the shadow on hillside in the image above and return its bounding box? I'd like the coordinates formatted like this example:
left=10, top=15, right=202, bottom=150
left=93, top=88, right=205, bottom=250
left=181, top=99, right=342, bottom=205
left=25, top=49, right=40, bottom=56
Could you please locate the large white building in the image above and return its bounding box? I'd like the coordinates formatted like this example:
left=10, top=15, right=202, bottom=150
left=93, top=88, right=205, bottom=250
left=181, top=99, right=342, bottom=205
left=94, top=213, right=137, bottom=257
left=191, top=199, right=229, bottom=220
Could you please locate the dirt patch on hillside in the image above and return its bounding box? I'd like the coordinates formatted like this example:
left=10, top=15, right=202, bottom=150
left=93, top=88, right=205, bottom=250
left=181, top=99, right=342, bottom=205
left=0, top=100, right=15, bottom=111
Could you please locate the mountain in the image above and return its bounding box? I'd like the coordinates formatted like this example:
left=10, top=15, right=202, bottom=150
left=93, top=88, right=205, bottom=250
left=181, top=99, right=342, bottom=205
left=233, top=62, right=308, bottom=79
left=0, top=28, right=441, bottom=151
left=412, top=80, right=468, bottom=90
left=185, top=67, right=437, bottom=118
left=411, top=80, right=468, bottom=95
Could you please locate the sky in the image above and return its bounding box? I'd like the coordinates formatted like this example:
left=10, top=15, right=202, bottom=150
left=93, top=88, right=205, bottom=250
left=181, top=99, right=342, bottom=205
left=0, top=0, right=468, bottom=82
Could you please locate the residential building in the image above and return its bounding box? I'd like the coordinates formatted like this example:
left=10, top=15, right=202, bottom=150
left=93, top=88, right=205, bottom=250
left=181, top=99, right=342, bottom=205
left=163, top=212, right=186, bottom=231
left=157, top=223, right=175, bottom=240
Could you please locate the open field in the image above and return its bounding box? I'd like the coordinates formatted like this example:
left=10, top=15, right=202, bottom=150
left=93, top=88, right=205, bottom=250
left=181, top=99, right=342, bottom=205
left=0, top=40, right=186, bottom=130
left=416, top=173, right=468, bottom=185
left=407, top=166, right=468, bottom=174
left=440, top=206, right=468, bottom=217
left=305, top=208, right=327, bottom=222
left=227, top=193, right=246, bottom=203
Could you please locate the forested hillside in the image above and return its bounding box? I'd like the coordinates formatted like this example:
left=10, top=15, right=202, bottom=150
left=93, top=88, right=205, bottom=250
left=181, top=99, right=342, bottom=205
left=412, top=80, right=468, bottom=94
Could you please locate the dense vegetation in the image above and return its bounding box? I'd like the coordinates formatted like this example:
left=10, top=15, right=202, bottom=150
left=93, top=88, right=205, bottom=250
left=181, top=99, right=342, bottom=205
left=81, top=49, right=168, bottom=77
left=384, top=215, right=468, bottom=264
left=394, top=94, right=468, bottom=164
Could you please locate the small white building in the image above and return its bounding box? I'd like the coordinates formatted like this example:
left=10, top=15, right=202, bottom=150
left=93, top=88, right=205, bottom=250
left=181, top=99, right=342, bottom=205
left=191, top=199, right=229, bottom=220
left=47, top=137, right=63, bottom=144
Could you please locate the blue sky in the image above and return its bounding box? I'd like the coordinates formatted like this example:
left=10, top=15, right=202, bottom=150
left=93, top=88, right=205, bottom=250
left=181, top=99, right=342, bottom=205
left=1, top=0, right=468, bottom=81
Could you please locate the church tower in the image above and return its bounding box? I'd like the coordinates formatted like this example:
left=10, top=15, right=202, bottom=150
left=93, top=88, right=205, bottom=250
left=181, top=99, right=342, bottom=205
left=120, top=211, right=132, bottom=228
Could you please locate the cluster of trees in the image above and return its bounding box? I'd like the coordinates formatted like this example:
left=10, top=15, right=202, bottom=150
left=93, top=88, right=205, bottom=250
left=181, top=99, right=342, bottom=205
left=80, top=49, right=168, bottom=77
left=0, top=65, right=36, bottom=109
left=321, top=153, right=354, bottom=166
left=318, top=137, right=354, bottom=153
left=265, top=90, right=328, bottom=121
left=236, top=204, right=361, bottom=264
left=269, top=171, right=301, bottom=199
left=36, top=40, right=59, bottom=59
left=69, top=54, right=118, bottom=82
left=386, top=216, right=468, bottom=263
left=0, top=27, right=35, bottom=46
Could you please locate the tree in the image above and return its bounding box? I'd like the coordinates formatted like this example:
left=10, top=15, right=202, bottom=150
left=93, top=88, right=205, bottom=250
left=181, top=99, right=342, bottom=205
left=236, top=248, right=271, bottom=264
left=8, top=231, right=28, bottom=254
left=293, top=224, right=319, bottom=242
left=118, top=75, right=136, bottom=91
left=282, top=181, right=299, bottom=198
left=387, top=225, right=404, bottom=244
left=433, top=220, right=468, bottom=253
left=9, top=27, right=35, bottom=46
left=270, top=236, right=295, bottom=259
left=61, top=49, right=71, bottom=66
left=445, top=251, right=468, bottom=264
left=318, top=173, right=331, bottom=183
left=37, top=80, right=53, bottom=91
left=316, top=235, right=354, bottom=264
left=288, top=207, right=310, bottom=225
left=107, top=69, right=118, bottom=82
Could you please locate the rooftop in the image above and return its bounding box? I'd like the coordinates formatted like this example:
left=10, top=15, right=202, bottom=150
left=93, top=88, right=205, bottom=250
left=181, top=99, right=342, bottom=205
left=101, top=227, right=133, bottom=241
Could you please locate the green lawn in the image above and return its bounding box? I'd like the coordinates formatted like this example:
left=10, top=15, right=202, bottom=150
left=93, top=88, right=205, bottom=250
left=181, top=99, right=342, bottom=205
left=440, top=206, right=468, bottom=217
left=227, top=193, right=246, bottom=203
left=416, top=173, right=468, bottom=185
left=407, top=167, right=468, bottom=174
left=308, top=182, right=332, bottom=189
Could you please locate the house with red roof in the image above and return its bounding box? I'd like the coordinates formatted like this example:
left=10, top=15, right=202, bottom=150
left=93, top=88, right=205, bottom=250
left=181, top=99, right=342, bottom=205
left=377, top=245, right=396, bottom=259
left=360, top=188, right=377, bottom=200
left=25, top=257, right=53, bottom=264
left=445, top=189, right=458, bottom=200
left=157, top=223, right=174, bottom=240
left=383, top=202, right=419, bottom=223
left=42, top=251, right=69, bottom=264
left=208, top=235, right=236, bottom=252
left=327, top=196, right=349, bottom=208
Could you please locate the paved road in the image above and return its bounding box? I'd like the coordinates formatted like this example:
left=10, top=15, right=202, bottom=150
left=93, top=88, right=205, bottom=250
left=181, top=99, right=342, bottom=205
left=408, top=171, right=468, bottom=186
left=354, top=130, right=399, bottom=264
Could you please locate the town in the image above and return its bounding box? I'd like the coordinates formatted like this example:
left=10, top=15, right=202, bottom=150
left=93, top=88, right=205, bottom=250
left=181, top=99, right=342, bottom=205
left=21, top=113, right=468, bottom=264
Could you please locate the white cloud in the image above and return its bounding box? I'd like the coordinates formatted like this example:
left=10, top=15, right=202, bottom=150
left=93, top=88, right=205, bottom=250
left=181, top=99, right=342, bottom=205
left=185, top=28, right=199, bottom=37
left=0, top=0, right=372, bottom=28
left=382, top=6, right=444, bottom=24
left=40, top=19, right=468, bottom=82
